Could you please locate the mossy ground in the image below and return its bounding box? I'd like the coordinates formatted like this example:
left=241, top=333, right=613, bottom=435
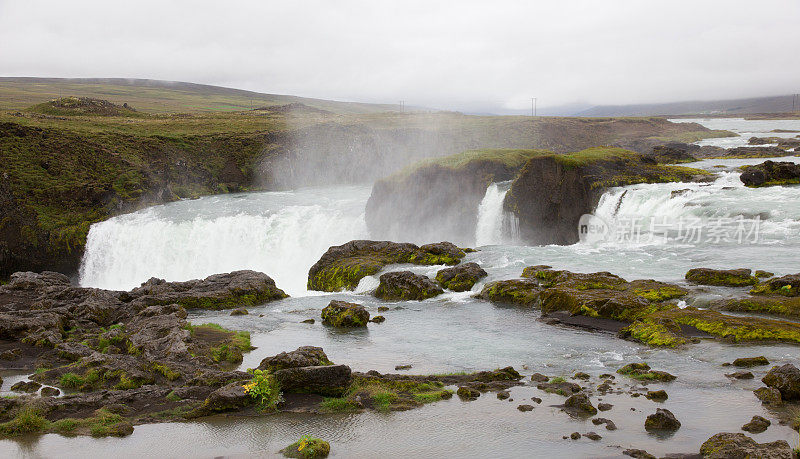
left=320, top=376, right=452, bottom=413
left=0, top=406, right=133, bottom=439
left=281, top=435, right=331, bottom=458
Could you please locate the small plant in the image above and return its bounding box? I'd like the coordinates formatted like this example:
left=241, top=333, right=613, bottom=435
left=549, top=376, right=566, bottom=384
left=60, top=372, right=84, bottom=389
left=243, top=370, right=282, bottom=410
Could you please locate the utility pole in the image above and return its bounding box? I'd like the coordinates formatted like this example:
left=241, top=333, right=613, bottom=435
left=399, top=101, right=404, bottom=113
left=531, top=97, right=537, bottom=117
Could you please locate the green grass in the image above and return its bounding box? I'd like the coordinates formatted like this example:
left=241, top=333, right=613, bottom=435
left=0, top=407, right=49, bottom=437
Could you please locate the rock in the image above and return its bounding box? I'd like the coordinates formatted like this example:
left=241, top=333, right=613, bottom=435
left=457, top=386, right=480, bottom=400
left=280, top=436, right=330, bottom=458
left=644, top=408, right=681, bottom=432
left=272, top=364, right=352, bottom=396
left=645, top=390, right=668, bottom=401
left=700, top=432, right=793, bottom=458
left=537, top=379, right=582, bottom=396
left=649, top=144, right=698, bottom=163
left=573, top=372, right=591, bottom=380
left=732, top=356, right=770, bottom=367
left=584, top=431, right=602, bottom=441
left=617, top=363, right=676, bottom=382
left=257, top=346, right=332, bottom=372
left=623, top=449, right=656, bottom=459
left=517, top=404, right=534, bottom=412
left=497, top=390, right=510, bottom=400
left=321, top=300, right=370, bottom=327
left=191, top=381, right=252, bottom=416
left=370, top=315, right=385, bottom=323
left=741, top=415, right=771, bottom=433
left=306, top=240, right=464, bottom=292
left=752, top=274, right=800, bottom=297
left=40, top=386, right=60, bottom=397
left=685, top=268, right=757, bottom=287
left=598, top=403, right=613, bottom=411
left=592, top=417, right=617, bottom=431
left=725, top=371, right=754, bottom=380
left=10, top=380, right=41, bottom=392
left=127, top=270, right=288, bottom=310
left=563, top=393, right=597, bottom=416
left=531, top=397, right=542, bottom=404
left=570, top=432, right=581, bottom=440
left=374, top=271, right=444, bottom=301
left=435, top=262, right=488, bottom=292
left=395, top=365, right=412, bottom=371
left=755, top=270, right=774, bottom=279
left=740, top=161, right=800, bottom=187
left=753, top=387, right=782, bottom=404
left=530, top=373, right=549, bottom=382
left=477, top=279, right=542, bottom=306
left=377, top=306, right=389, bottom=312
left=301, top=318, right=315, bottom=324
left=230, top=308, right=248, bottom=316
left=0, top=348, right=21, bottom=360
left=761, top=364, right=800, bottom=400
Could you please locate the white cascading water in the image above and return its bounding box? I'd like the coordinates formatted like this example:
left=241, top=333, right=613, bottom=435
left=79, top=187, right=370, bottom=296
left=475, top=181, right=513, bottom=246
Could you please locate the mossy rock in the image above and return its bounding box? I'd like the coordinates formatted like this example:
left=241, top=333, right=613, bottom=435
left=476, top=279, right=541, bottom=306
left=307, top=240, right=465, bottom=292
left=685, top=268, right=757, bottom=287
left=651, top=307, right=800, bottom=344
left=374, top=271, right=443, bottom=301
left=321, top=300, right=369, bottom=327
left=710, top=295, right=800, bottom=320
left=750, top=273, right=800, bottom=297
left=435, top=262, right=488, bottom=292
left=280, top=436, right=330, bottom=458
left=618, top=321, right=687, bottom=347
left=616, top=362, right=676, bottom=382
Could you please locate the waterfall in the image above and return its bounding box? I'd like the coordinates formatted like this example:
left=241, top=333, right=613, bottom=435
left=79, top=187, right=370, bottom=296
left=475, top=181, right=513, bottom=246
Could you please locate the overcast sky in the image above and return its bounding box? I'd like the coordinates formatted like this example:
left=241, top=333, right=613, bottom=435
left=1, top=0, right=798, bottom=112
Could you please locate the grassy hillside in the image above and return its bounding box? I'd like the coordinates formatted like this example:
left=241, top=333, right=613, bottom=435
left=0, top=77, right=404, bottom=114
left=580, top=94, right=800, bottom=117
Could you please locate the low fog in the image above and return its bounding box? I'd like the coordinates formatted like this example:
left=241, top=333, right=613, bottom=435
left=1, top=0, right=799, bottom=113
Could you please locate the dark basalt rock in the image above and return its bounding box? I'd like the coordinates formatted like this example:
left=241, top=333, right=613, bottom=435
left=645, top=389, right=668, bottom=401
left=374, top=271, right=444, bottom=301
left=753, top=387, right=782, bottom=405
left=623, top=449, right=656, bottom=459
left=700, top=432, right=793, bottom=459
left=272, top=364, right=352, bottom=397
left=435, top=262, right=488, bottom=292
left=190, top=382, right=252, bottom=417
left=598, top=403, right=613, bottom=411
left=457, top=386, right=480, bottom=400
left=740, top=160, right=800, bottom=187
left=592, top=417, right=617, bottom=430
left=125, top=270, right=288, bottom=310
left=725, top=371, right=754, bottom=380
left=306, top=240, right=465, bottom=292
left=563, top=392, right=597, bottom=416
left=752, top=273, right=800, bottom=297
left=761, top=363, right=800, bottom=400
left=321, top=300, right=370, bottom=327
left=517, top=404, right=533, bottom=412
left=648, top=143, right=698, bottom=163
left=258, top=346, right=332, bottom=372
left=10, top=380, right=41, bottom=393
left=741, top=415, right=771, bottom=433
left=584, top=431, right=602, bottom=441
left=644, top=408, right=681, bottom=432
left=732, top=356, right=770, bottom=367
left=685, top=268, right=757, bottom=287
left=40, top=386, right=60, bottom=397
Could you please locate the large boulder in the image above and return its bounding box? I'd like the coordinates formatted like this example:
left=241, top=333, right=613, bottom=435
left=699, top=432, right=793, bottom=458
left=258, top=346, right=332, bottom=372
left=374, top=271, right=444, bottom=301
left=685, top=268, right=757, bottom=287
left=126, top=270, right=288, bottom=310
left=436, top=262, right=488, bottom=292
left=644, top=408, right=681, bottom=432
left=563, top=393, right=597, bottom=416
left=321, top=301, right=370, bottom=327
left=307, top=240, right=465, bottom=292
left=272, top=364, right=352, bottom=396
left=740, top=160, right=800, bottom=187
left=761, top=364, right=800, bottom=400
left=476, top=279, right=542, bottom=306
left=190, top=381, right=253, bottom=416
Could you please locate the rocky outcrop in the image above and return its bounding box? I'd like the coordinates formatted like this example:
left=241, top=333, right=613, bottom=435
left=685, top=268, right=758, bottom=287
left=272, top=365, right=352, bottom=397
left=761, top=364, right=800, bottom=400
left=435, top=262, right=488, bottom=291
left=321, top=301, right=370, bottom=327
left=257, top=346, right=332, bottom=372
left=699, top=432, right=793, bottom=458
left=740, top=161, right=800, bottom=187
left=741, top=415, right=770, bottom=433
left=374, top=271, right=444, bottom=301
left=504, top=148, right=711, bottom=245
left=307, top=240, right=465, bottom=292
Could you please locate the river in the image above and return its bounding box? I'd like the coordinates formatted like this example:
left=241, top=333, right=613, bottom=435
left=2, top=117, right=800, bottom=458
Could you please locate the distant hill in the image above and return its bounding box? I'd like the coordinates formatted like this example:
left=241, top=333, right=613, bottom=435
left=579, top=94, right=800, bottom=117
left=0, top=77, right=407, bottom=114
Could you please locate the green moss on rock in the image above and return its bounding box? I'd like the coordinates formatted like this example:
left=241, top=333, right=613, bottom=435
left=685, top=268, right=758, bottom=287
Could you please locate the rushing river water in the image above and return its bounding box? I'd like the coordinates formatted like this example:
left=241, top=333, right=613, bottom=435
left=3, top=118, right=800, bottom=458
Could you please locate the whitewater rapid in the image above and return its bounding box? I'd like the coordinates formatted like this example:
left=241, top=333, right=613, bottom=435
left=79, top=186, right=370, bottom=296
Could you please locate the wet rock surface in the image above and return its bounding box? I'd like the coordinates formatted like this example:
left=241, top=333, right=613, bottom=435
left=761, top=363, right=800, bottom=400
left=374, top=271, right=444, bottom=301
left=740, top=160, right=800, bottom=187
left=306, top=240, right=465, bottom=292
left=435, top=262, right=488, bottom=292
left=644, top=408, right=681, bottom=432
left=699, top=432, right=793, bottom=458
left=321, top=301, right=370, bottom=327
